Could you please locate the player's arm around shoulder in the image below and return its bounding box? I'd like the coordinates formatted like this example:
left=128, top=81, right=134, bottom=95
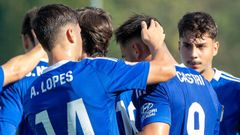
left=2, top=44, right=46, bottom=86
left=141, top=20, right=177, bottom=84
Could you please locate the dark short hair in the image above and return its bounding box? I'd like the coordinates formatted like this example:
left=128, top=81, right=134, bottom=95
left=21, top=7, right=38, bottom=46
left=178, top=11, right=218, bottom=39
left=76, top=7, right=113, bottom=57
left=115, top=14, right=159, bottom=47
left=32, top=4, right=78, bottom=51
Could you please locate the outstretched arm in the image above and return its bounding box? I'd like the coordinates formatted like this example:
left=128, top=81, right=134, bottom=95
left=2, top=44, right=46, bottom=86
left=141, top=20, right=177, bottom=84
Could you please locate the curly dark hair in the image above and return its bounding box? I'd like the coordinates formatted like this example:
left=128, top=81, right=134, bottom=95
left=76, top=7, right=113, bottom=57
left=178, top=11, right=218, bottom=39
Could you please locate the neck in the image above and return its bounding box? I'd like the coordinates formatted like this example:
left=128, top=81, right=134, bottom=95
left=47, top=45, right=79, bottom=66
left=201, top=68, right=215, bottom=81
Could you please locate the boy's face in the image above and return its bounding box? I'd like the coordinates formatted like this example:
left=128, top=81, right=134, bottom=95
left=179, top=31, right=219, bottom=74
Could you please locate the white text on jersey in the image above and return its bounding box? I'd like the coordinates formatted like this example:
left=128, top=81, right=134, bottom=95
left=30, top=70, right=73, bottom=99
left=176, top=71, right=205, bottom=86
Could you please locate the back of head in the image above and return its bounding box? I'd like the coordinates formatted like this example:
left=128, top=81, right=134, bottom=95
left=115, top=14, right=159, bottom=47
left=77, top=7, right=113, bottom=57
left=21, top=7, right=38, bottom=47
left=33, top=4, right=78, bottom=52
left=178, top=11, right=218, bottom=39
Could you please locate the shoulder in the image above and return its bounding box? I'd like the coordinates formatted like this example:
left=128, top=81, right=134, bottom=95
left=79, top=57, right=117, bottom=68
left=82, top=57, right=122, bottom=67
left=84, top=57, right=118, bottom=62
left=25, top=61, right=48, bottom=78
left=38, top=60, right=48, bottom=66
left=82, top=57, right=149, bottom=72
left=213, top=68, right=240, bottom=83
left=83, top=57, right=147, bottom=65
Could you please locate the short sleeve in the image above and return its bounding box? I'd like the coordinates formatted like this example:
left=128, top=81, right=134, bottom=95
left=0, top=82, right=23, bottom=128
left=139, top=84, right=171, bottom=129
left=0, top=66, right=4, bottom=92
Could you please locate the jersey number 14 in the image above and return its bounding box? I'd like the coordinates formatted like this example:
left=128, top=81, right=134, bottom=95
left=35, top=98, right=94, bottom=135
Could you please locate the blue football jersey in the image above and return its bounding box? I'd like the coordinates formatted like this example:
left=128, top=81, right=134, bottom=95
left=0, top=60, right=48, bottom=135
left=0, top=67, right=3, bottom=92
left=115, top=90, right=139, bottom=135
left=211, top=68, right=240, bottom=135
left=23, top=57, right=149, bottom=135
left=139, top=65, right=222, bottom=135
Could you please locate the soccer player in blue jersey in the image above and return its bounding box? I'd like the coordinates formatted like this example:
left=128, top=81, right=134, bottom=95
left=115, top=14, right=222, bottom=135
left=77, top=7, right=139, bottom=134
left=22, top=4, right=177, bottom=134
left=0, top=7, right=48, bottom=135
left=77, top=7, right=140, bottom=134
left=178, top=11, right=240, bottom=135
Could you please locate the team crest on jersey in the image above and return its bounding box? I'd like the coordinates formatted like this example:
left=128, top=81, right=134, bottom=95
left=141, top=103, right=157, bottom=122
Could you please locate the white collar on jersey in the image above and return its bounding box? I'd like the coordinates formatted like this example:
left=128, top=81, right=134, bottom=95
left=43, top=60, right=70, bottom=74
left=178, top=63, right=186, bottom=67
left=212, top=68, right=221, bottom=81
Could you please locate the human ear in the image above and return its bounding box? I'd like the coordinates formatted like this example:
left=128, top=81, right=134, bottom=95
left=66, top=28, right=74, bottom=43
left=21, top=35, right=29, bottom=50
left=132, top=43, right=141, bottom=60
left=213, top=41, right=219, bottom=56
